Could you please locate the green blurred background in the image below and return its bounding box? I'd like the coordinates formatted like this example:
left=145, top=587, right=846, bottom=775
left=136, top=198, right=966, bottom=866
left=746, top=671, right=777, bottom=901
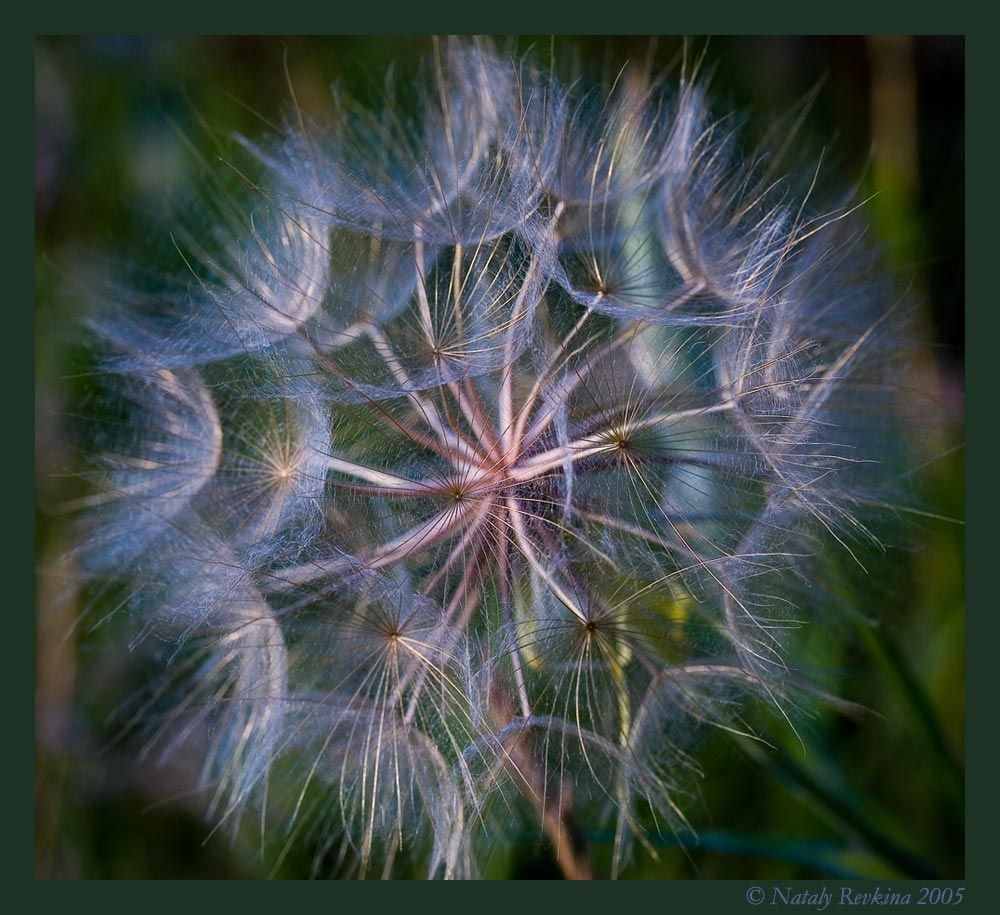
left=35, top=36, right=964, bottom=880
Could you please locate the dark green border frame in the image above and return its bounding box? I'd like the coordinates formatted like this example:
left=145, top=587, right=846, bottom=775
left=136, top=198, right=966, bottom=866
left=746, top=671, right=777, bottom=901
left=25, top=3, right=976, bottom=909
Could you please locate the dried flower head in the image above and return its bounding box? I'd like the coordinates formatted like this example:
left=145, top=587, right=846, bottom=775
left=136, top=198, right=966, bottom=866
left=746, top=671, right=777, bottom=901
left=67, top=38, right=922, bottom=879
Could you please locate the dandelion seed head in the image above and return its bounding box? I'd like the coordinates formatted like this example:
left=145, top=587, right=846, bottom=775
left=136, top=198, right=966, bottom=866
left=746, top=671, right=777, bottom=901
left=66, top=38, right=926, bottom=879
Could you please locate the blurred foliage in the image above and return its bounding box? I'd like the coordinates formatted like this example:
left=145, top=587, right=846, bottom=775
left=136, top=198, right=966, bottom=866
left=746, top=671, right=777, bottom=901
left=35, top=35, right=963, bottom=880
